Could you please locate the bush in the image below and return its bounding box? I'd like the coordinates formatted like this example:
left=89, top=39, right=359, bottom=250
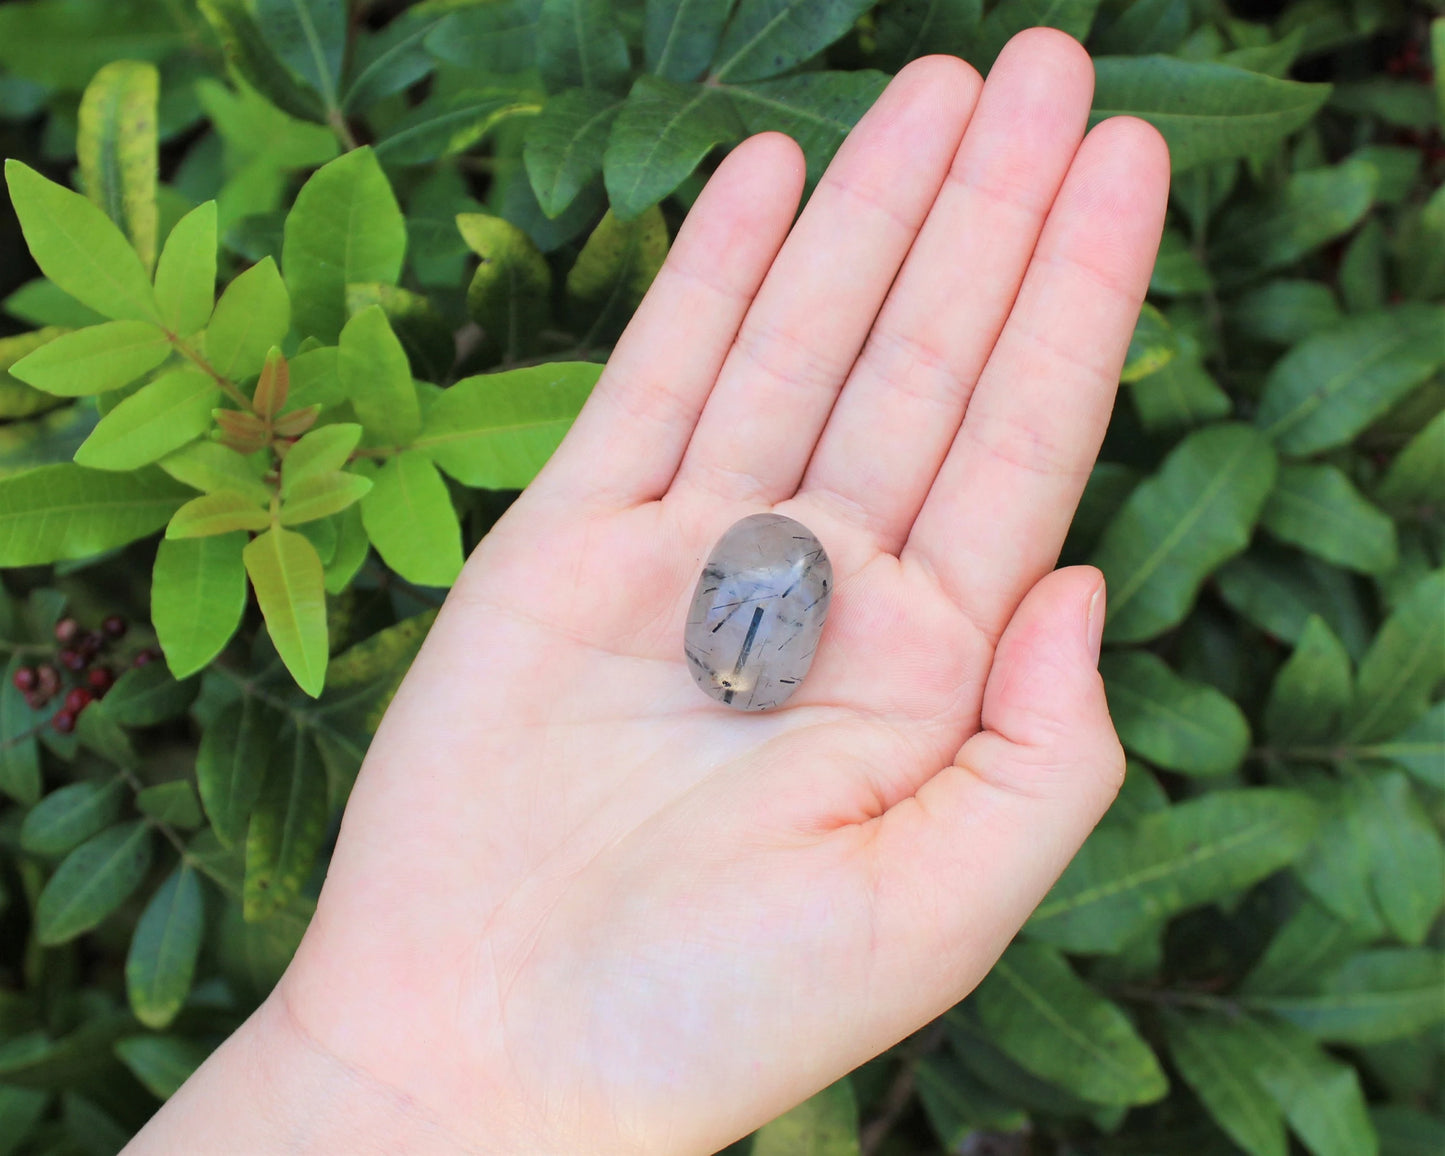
left=0, top=0, right=1441, bottom=1152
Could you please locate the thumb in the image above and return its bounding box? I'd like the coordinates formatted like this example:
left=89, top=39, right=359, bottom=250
left=870, top=566, right=1125, bottom=1013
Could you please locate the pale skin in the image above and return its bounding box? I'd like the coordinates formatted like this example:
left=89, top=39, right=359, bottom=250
left=126, top=29, right=1170, bottom=1155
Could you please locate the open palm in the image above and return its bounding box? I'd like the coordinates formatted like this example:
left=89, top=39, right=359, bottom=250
left=140, top=28, right=1170, bottom=1156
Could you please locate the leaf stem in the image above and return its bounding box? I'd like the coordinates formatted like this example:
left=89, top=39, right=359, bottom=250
left=169, top=333, right=253, bottom=410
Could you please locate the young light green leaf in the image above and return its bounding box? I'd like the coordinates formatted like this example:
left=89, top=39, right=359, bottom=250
left=77, top=60, right=159, bottom=271
left=19, top=778, right=127, bottom=857
left=603, top=77, right=743, bottom=220
left=359, top=451, right=463, bottom=587
left=566, top=208, right=668, bottom=340
left=1263, top=616, right=1353, bottom=746
left=417, top=362, right=602, bottom=488
left=344, top=283, right=454, bottom=383
left=166, top=491, right=272, bottom=539
left=197, top=0, right=326, bottom=122
left=751, top=1078, right=860, bottom=1156
left=1376, top=408, right=1445, bottom=510
left=113, top=1035, right=208, bottom=1101
left=73, top=367, right=218, bottom=470
left=194, top=76, right=338, bottom=169
left=256, top=0, right=346, bottom=113
left=969, top=0, right=1103, bottom=71
left=1093, top=423, right=1277, bottom=643
left=35, top=821, right=154, bottom=945
left=125, top=864, right=205, bottom=1029
left=1026, top=789, right=1320, bottom=952
left=1255, top=305, right=1444, bottom=457
left=279, top=470, right=371, bottom=526
left=537, top=0, right=630, bottom=92
left=203, top=256, right=290, bottom=382
left=337, top=306, right=421, bottom=444
left=457, top=214, right=552, bottom=362
left=153, top=202, right=218, bottom=339
left=282, top=147, right=407, bottom=344
left=1342, top=569, right=1445, bottom=741
left=245, top=725, right=328, bottom=921
left=712, top=0, right=875, bottom=82
left=9, top=320, right=171, bottom=397
left=724, top=71, right=889, bottom=184
left=4, top=278, right=107, bottom=329
left=4, top=159, right=160, bottom=323
left=325, top=504, right=370, bottom=595
left=975, top=941, right=1167, bottom=1106
left=159, top=440, right=272, bottom=506
left=284, top=345, right=343, bottom=412
left=1262, top=464, right=1397, bottom=574
left=374, top=88, right=539, bottom=166
left=0, top=464, right=190, bottom=566
left=1100, top=650, right=1250, bottom=775
left=1162, top=1010, right=1289, bottom=1156
left=282, top=423, right=362, bottom=497
left=197, top=695, right=281, bottom=848
left=244, top=527, right=328, bottom=697
left=1243, top=949, right=1445, bottom=1046
left=1089, top=58, right=1330, bottom=171
left=524, top=88, right=623, bottom=217
left=646, top=0, right=737, bottom=81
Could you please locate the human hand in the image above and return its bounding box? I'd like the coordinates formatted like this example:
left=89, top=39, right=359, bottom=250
left=129, top=28, right=1168, bottom=1156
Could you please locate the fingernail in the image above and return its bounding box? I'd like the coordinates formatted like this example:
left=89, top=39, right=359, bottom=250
left=1086, top=581, right=1106, bottom=664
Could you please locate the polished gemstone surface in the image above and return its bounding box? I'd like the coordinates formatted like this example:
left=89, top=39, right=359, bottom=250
left=684, top=513, right=832, bottom=711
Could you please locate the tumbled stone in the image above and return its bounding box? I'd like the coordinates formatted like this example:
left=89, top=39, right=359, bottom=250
left=684, top=513, right=833, bottom=711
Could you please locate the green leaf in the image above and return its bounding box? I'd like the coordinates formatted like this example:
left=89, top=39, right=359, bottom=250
left=197, top=696, right=280, bottom=848
left=166, top=492, right=272, bottom=538
left=713, top=0, right=875, bottom=83
left=8, top=321, right=171, bottom=397
left=1026, top=789, right=1320, bottom=952
left=969, top=0, right=1103, bottom=72
left=1100, top=650, right=1250, bottom=776
left=914, top=1054, right=1027, bottom=1146
left=1262, top=464, right=1397, bottom=574
left=344, top=283, right=454, bottom=384
left=1216, top=547, right=1370, bottom=659
left=19, top=779, right=127, bottom=857
left=245, top=527, right=328, bottom=696
left=153, top=533, right=249, bottom=679
left=159, top=441, right=271, bottom=506
left=1093, top=423, right=1277, bottom=643
left=0, top=464, right=189, bottom=566
left=1242, top=897, right=1374, bottom=997
left=1162, top=1010, right=1288, bottom=1156
left=282, top=148, right=407, bottom=344
left=603, top=77, right=743, bottom=220
left=1088, top=57, right=1331, bottom=172
left=374, top=88, right=539, bottom=166
left=1373, top=1106, right=1445, bottom=1156
left=100, top=662, right=199, bottom=727
left=1129, top=351, right=1232, bottom=434
left=1211, top=158, right=1378, bottom=282
left=279, top=470, right=371, bottom=526
left=203, top=256, right=290, bottom=382
left=125, top=865, right=205, bottom=1030
left=342, top=8, right=443, bottom=112
left=1227, top=1014, right=1378, bottom=1156
left=113, top=1035, right=208, bottom=1101
left=1120, top=303, right=1178, bottom=383
left=1263, top=616, right=1352, bottom=746
left=77, top=60, right=159, bottom=273
left=457, top=214, right=552, bottom=362
left=1255, top=306, right=1444, bottom=457
left=1295, top=777, right=1387, bottom=931
left=1370, top=703, right=1444, bottom=792
left=4, top=159, right=159, bottom=324
left=283, top=345, right=342, bottom=412
left=751, top=1079, right=860, bottom=1155
left=194, top=77, right=338, bottom=170
left=325, top=504, right=370, bottom=595
left=1359, top=770, right=1445, bottom=946
left=523, top=89, right=621, bottom=218
left=1244, top=949, right=1445, bottom=1046
left=74, top=367, right=218, bottom=471
left=198, top=0, right=326, bottom=122
left=1377, top=408, right=1445, bottom=510
left=724, top=71, right=889, bottom=184
left=245, top=725, right=328, bottom=921
left=646, top=0, right=738, bottom=81
left=0, top=654, right=41, bottom=806
left=975, top=941, right=1167, bottom=1106
left=0, top=1085, right=48, bottom=1156
left=1342, top=569, right=1445, bottom=741
left=359, top=451, right=463, bottom=587
left=35, top=821, right=154, bottom=945
left=337, top=306, right=422, bottom=444
left=423, top=0, right=544, bottom=74
left=256, top=0, right=346, bottom=113
left=1228, top=279, right=1343, bottom=346
left=153, top=202, right=218, bottom=339
left=136, top=781, right=204, bottom=828
left=417, top=361, right=602, bottom=488
left=1092, top=0, right=1189, bottom=56
left=566, top=208, right=668, bottom=340
left=537, top=0, right=630, bottom=93
left=282, top=423, right=362, bottom=497
left=1339, top=218, right=1387, bottom=313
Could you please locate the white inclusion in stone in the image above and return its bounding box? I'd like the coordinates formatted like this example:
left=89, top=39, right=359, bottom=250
left=683, top=512, right=833, bottom=711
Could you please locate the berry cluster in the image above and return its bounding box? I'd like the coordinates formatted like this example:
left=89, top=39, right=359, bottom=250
left=11, top=615, right=157, bottom=734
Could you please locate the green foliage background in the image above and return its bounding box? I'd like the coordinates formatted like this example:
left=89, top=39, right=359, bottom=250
left=0, top=0, right=1440, bottom=1152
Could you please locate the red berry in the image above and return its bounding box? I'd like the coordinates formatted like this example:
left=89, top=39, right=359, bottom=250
left=51, top=709, right=76, bottom=734
left=54, top=617, right=79, bottom=644
left=77, top=632, right=103, bottom=659
left=64, top=687, right=92, bottom=713
left=59, top=648, right=86, bottom=672
left=102, top=615, right=128, bottom=639
left=132, top=648, right=159, bottom=668
left=13, top=666, right=36, bottom=692
left=25, top=690, right=49, bottom=710
left=87, top=666, right=114, bottom=694
left=36, top=665, right=60, bottom=696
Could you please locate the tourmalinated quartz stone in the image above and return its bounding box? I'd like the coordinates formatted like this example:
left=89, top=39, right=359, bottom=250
left=684, top=513, right=833, bottom=711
